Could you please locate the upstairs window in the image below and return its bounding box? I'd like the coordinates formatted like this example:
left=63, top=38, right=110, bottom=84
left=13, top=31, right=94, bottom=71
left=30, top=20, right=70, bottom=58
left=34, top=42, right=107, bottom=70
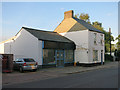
left=94, top=33, right=97, bottom=44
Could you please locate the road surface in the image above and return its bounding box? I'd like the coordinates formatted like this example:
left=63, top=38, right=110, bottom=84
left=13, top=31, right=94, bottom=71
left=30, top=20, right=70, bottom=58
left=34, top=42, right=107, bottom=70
left=3, top=66, right=119, bottom=88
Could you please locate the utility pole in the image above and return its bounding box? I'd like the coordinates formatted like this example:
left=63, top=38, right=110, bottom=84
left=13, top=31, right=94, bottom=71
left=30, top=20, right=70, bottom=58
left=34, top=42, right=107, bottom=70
left=109, top=28, right=111, bottom=56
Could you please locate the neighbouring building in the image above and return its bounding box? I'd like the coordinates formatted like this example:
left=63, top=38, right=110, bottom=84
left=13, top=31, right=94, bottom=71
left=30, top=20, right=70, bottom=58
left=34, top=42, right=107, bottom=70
left=0, top=27, right=76, bottom=67
left=54, top=10, right=105, bottom=65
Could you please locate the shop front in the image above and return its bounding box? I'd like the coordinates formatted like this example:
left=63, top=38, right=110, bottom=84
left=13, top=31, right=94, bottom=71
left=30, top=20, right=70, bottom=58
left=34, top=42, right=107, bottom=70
left=42, top=41, right=75, bottom=67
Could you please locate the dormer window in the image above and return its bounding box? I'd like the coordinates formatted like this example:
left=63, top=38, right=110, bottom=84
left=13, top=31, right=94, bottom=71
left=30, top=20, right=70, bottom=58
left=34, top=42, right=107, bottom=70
left=94, top=33, right=97, bottom=44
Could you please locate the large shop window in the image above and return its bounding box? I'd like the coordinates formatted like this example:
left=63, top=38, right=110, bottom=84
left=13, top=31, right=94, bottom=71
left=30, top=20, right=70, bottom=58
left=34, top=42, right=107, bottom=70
left=43, top=49, right=55, bottom=64
left=93, top=50, right=98, bottom=61
left=65, top=50, right=74, bottom=63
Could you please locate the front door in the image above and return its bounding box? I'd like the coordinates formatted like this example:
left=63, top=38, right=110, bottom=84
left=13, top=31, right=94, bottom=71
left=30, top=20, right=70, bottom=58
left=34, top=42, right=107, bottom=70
left=56, top=50, right=64, bottom=67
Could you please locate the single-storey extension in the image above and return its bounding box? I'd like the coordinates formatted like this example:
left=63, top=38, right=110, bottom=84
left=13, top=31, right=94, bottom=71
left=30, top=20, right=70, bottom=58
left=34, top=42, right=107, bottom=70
left=0, top=27, right=76, bottom=67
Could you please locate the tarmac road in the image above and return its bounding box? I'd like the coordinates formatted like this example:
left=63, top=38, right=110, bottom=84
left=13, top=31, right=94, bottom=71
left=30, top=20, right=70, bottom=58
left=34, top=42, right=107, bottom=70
left=3, top=66, right=119, bottom=88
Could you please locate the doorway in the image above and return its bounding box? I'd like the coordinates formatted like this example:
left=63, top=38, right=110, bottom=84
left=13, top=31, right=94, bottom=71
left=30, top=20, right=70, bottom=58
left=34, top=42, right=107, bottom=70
left=56, top=50, right=64, bottom=67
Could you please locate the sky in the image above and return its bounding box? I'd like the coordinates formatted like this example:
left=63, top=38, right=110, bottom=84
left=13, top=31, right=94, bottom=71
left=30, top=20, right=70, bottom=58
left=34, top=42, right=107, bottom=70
left=118, top=2, right=120, bottom=35
left=1, top=2, right=118, bottom=43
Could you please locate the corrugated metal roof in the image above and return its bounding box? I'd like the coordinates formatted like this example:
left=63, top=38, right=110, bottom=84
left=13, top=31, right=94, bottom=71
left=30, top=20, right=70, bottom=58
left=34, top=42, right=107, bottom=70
left=73, top=17, right=103, bottom=33
left=22, top=27, right=74, bottom=43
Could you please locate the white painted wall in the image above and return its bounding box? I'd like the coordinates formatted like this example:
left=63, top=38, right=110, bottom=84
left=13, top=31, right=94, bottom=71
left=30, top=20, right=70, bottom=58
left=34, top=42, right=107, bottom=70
left=60, top=30, right=105, bottom=64
left=88, top=31, right=105, bottom=63
left=60, top=30, right=89, bottom=63
left=4, top=42, right=13, bottom=54
left=0, top=29, right=43, bottom=65
left=38, top=40, right=43, bottom=65
left=0, top=43, right=4, bottom=54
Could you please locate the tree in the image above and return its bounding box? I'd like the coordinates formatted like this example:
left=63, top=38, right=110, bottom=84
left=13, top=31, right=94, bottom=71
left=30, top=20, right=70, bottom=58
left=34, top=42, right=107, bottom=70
left=75, top=13, right=91, bottom=24
left=79, top=13, right=90, bottom=22
left=105, top=44, right=115, bottom=52
left=92, top=21, right=103, bottom=31
left=115, top=34, right=120, bottom=50
left=75, top=14, right=79, bottom=18
left=115, top=35, right=120, bottom=61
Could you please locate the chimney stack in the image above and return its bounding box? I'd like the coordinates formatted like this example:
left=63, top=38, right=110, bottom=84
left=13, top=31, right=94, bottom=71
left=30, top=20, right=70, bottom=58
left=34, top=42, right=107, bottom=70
left=64, top=10, right=74, bottom=19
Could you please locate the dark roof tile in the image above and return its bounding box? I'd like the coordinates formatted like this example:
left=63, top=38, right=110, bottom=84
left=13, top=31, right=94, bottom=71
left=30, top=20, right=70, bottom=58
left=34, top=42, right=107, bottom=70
left=73, top=17, right=103, bottom=33
left=22, top=27, right=74, bottom=43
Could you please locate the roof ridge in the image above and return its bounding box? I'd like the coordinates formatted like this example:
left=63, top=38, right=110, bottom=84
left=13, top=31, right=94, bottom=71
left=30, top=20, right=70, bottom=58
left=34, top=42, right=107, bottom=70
left=22, top=27, right=56, bottom=33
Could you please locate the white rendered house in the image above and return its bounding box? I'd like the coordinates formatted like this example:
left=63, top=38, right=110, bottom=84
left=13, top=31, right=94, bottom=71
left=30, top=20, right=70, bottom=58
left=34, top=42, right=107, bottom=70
left=54, top=10, right=105, bottom=64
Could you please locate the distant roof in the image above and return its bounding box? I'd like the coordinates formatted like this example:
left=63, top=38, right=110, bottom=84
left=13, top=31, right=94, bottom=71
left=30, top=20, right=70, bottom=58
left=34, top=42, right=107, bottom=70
left=72, top=17, right=103, bottom=33
left=22, top=27, right=74, bottom=43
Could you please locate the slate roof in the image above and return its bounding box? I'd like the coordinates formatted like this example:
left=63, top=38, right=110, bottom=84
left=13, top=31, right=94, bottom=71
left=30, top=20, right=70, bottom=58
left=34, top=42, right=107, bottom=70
left=72, top=17, right=103, bottom=33
left=22, top=27, right=74, bottom=43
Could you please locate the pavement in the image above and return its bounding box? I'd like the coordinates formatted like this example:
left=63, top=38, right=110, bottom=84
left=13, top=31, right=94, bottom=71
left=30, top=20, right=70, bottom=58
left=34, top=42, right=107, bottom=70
left=2, top=61, right=119, bottom=86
